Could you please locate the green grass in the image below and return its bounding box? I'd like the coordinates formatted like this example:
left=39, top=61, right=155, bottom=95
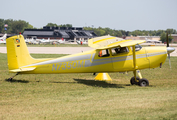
left=0, top=53, right=177, bottom=120
left=0, top=43, right=88, bottom=47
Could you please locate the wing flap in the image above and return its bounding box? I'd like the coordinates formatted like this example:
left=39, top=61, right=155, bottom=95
left=9, top=67, right=36, bottom=73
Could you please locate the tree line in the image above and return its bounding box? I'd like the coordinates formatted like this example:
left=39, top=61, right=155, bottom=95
left=0, top=19, right=176, bottom=42
left=45, top=23, right=176, bottom=42
left=0, top=19, right=33, bottom=34
left=84, top=27, right=175, bottom=42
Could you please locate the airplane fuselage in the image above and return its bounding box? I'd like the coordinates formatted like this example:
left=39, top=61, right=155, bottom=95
left=20, top=46, right=167, bottom=74
left=5, top=34, right=175, bottom=86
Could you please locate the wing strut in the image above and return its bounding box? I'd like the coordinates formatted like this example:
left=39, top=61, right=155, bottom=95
left=132, top=45, right=137, bottom=81
left=133, top=45, right=137, bottom=70
left=132, top=45, right=143, bottom=82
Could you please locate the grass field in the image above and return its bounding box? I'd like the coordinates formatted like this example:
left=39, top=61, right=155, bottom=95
left=0, top=53, right=177, bottom=120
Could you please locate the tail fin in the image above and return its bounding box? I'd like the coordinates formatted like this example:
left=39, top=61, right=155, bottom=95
left=6, top=34, right=49, bottom=71
left=6, top=34, right=36, bottom=70
left=3, top=33, right=7, bottom=40
left=0, top=33, right=7, bottom=41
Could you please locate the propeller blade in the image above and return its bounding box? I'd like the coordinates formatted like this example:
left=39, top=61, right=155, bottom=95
left=168, top=53, right=171, bottom=69
left=166, top=32, right=169, bottom=47
left=166, top=47, right=175, bottom=69
left=166, top=31, right=171, bottom=68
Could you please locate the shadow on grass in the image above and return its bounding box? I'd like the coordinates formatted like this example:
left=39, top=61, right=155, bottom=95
left=73, top=79, right=126, bottom=88
left=50, top=81, right=77, bottom=84
left=5, top=79, right=29, bottom=83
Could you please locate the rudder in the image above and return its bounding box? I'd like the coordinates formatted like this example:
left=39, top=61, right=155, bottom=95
left=6, top=35, right=36, bottom=70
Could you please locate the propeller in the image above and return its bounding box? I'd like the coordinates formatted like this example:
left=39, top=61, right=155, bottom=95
left=166, top=32, right=175, bottom=69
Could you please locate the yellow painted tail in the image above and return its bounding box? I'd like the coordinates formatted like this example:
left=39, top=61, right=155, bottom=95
left=6, top=35, right=36, bottom=70
left=6, top=34, right=49, bottom=71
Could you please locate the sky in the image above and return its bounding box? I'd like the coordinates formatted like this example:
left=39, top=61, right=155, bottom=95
left=1, top=0, right=177, bottom=31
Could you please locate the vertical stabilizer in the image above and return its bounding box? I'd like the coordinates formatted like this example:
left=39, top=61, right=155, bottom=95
left=1, top=33, right=7, bottom=40
left=6, top=35, right=36, bottom=70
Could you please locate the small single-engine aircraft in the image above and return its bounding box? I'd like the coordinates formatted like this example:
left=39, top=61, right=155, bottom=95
left=6, top=33, right=175, bottom=86
left=25, top=38, right=39, bottom=44
left=39, top=38, right=50, bottom=44
left=57, top=38, right=65, bottom=44
left=145, top=38, right=161, bottom=43
left=0, top=33, right=7, bottom=44
left=76, top=40, right=87, bottom=45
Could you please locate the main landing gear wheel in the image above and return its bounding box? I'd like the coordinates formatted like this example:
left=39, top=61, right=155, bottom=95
left=130, top=77, right=140, bottom=85
left=130, top=77, right=149, bottom=87
left=139, top=78, right=149, bottom=87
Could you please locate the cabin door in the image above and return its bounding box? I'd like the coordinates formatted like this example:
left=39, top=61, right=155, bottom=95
left=111, top=47, right=133, bottom=71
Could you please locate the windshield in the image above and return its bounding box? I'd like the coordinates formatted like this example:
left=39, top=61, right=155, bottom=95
left=135, top=44, right=142, bottom=51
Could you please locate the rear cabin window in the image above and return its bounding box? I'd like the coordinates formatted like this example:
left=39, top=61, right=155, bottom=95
left=111, top=47, right=129, bottom=55
left=98, top=49, right=110, bottom=57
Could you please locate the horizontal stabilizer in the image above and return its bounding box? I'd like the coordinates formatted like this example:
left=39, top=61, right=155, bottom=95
left=9, top=67, right=36, bottom=73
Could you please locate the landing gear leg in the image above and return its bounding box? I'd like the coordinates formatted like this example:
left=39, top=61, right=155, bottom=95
left=130, top=70, right=149, bottom=87
left=7, top=73, right=19, bottom=81
left=130, top=70, right=140, bottom=85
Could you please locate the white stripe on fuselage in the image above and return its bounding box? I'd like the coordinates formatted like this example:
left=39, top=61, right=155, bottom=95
left=21, top=52, right=167, bottom=68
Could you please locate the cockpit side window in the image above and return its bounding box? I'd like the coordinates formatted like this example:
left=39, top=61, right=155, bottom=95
left=98, top=49, right=110, bottom=57
left=111, top=47, right=129, bottom=56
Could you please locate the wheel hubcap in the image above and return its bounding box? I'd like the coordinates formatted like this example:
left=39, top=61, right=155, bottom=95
left=141, top=81, right=146, bottom=86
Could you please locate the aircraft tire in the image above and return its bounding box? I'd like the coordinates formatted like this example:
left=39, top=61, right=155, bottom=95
left=139, top=78, right=149, bottom=87
left=130, top=77, right=140, bottom=85
left=93, top=73, right=96, bottom=75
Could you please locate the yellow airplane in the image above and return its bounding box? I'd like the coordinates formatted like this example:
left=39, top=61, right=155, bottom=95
left=6, top=33, right=175, bottom=87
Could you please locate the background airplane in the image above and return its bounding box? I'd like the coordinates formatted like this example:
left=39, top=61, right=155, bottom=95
left=5, top=34, right=175, bottom=87
left=76, top=40, right=87, bottom=45
left=0, top=33, right=7, bottom=44
left=25, top=38, right=39, bottom=44
left=39, top=38, right=50, bottom=44
left=145, top=38, right=161, bottom=43
left=57, top=38, right=65, bottom=44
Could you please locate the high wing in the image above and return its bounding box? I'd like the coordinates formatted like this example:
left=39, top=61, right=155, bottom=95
left=88, top=35, right=146, bottom=49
